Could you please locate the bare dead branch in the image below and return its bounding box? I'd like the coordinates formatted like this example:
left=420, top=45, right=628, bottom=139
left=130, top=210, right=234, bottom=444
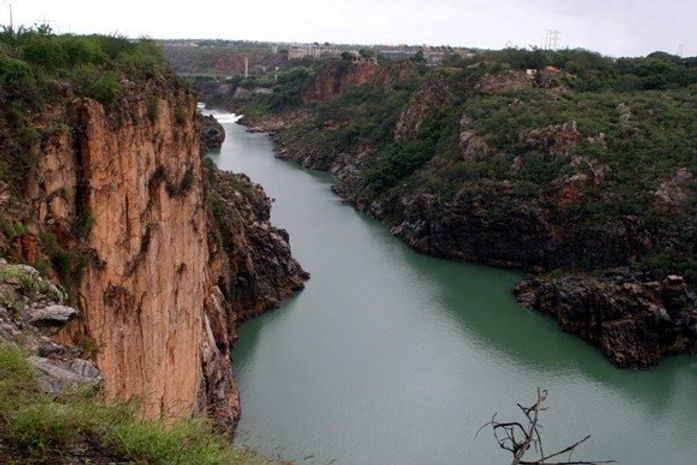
left=479, top=389, right=616, bottom=465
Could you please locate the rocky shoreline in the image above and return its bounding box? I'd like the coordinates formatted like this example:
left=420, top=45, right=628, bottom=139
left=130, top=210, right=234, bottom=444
left=234, top=112, right=697, bottom=368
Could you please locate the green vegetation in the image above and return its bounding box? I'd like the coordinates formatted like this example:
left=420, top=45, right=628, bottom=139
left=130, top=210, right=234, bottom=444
left=233, top=47, right=697, bottom=279
left=147, top=94, right=160, bottom=121
left=175, top=105, right=189, bottom=125
left=0, top=25, right=169, bottom=190
left=0, top=264, right=62, bottom=303
left=0, top=343, right=281, bottom=465
left=0, top=219, right=27, bottom=241
left=74, top=209, right=95, bottom=239
left=0, top=25, right=167, bottom=107
left=166, top=168, right=196, bottom=197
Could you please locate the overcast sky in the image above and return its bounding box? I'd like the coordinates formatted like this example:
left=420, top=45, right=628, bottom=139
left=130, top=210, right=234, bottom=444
left=4, top=0, right=696, bottom=57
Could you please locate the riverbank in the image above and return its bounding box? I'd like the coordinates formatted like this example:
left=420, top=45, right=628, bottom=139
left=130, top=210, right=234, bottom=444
left=231, top=107, right=697, bottom=369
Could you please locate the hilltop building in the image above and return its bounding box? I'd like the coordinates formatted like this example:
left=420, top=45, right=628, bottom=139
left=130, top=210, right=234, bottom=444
left=346, top=51, right=378, bottom=64
left=288, top=43, right=340, bottom=60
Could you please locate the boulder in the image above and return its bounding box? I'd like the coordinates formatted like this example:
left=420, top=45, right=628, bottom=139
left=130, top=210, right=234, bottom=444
left=30, top=356, right=102, bottom=395
left=29, top=304, right=77, bottom=327
left=38, top=342, right=67, bottom=357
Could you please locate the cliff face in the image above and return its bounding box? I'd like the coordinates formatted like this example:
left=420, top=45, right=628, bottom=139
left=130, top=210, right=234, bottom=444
left=304, top=63, right=384, bottom=101
left=95, top=98, right=207, bottom=419
left=12, top=82, right=306, bottom=431
left=203, top=167, right=308, bottom=427
left=26, top=88, right=210, bottom=420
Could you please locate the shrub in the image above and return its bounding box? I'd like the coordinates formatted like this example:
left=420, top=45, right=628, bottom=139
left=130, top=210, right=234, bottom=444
left=167, top=168, right=195, bottom=197
left=22, top=35, right=67, bottom=70
left=88, top=76, right=123, bottom=105
left=175, top=106, right=188, bottom=125
left=40, top=231, right=87, bottom=300
left=66, top=63, right=123, bottom=104
left=93, top=34, right=136, bottom=59
left=74, top=209, right=95, bottom=239
left=0, top=54, right=36, bottom=102
left=59, top=36, right=107, bottom=66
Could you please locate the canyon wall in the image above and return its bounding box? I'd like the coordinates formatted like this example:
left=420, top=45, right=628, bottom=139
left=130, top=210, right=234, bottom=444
left=228, top=61, right=697, bottom=368
left=14, top=80, right=305, bottom=431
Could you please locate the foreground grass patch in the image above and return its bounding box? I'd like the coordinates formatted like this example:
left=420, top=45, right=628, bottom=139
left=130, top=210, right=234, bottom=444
left=0, top=343, right=283, bottom=465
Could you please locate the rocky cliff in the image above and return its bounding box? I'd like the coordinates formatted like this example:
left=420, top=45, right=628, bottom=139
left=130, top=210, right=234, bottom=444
left=1, top=77, right=305, bottom=432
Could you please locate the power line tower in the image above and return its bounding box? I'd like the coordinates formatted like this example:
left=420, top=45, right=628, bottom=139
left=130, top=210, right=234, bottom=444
left=34, top=12, right=54, bottom=33
left=551, top=30, right=560, bottom=50
left=544, top=29, right=560, bottom=50
left=678, top=43, right=684, bottom=57
left=2, top=0, right=14, bottom=30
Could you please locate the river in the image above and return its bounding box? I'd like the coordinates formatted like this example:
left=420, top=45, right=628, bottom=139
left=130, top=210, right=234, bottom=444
left=206, top=111, right=697, bottom=465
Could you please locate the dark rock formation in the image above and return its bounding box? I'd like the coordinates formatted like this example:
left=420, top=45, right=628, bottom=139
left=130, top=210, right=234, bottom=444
left=29, top=305, right=77, bottom=327
left=30, top=356, right=103, bottom=395
left=198, top=113, right=226, bottom=151
left=0, top=261, right=103, bottom=393
left=515, top=271, right=697, bottom=367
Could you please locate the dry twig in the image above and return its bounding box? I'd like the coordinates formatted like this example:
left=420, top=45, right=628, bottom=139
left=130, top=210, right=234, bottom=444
left=478, top=388, right=616, bottom=465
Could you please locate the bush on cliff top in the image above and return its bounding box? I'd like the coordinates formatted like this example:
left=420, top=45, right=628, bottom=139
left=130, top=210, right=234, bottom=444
left=0, top=26, right=170, bottom=192
left=0, top=25, right=168, bottom=109
left=0, top=343, right=282, bottom=465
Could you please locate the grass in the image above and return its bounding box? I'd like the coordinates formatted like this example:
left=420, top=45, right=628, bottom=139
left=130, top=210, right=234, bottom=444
left=0, top=343, right=284, bottom=465
left=0, top=264, right=62, bottom=303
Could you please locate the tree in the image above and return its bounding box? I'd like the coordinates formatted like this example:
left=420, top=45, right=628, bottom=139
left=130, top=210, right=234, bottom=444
left=478, top=389, right=615, bottom=465
left=359, top=48, right=375, bottom=58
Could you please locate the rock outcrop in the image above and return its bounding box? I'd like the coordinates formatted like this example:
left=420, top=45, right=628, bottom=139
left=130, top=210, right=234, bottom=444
left=0, top=260, right=100, bottom=394
left=304, top=62, right=382, bottom=101
left=30, top=356, right=103, bottom=395
left=515, top=272, right=697, bottom=367
left=1, top=79, right=306, bottom=432
left=198, top=114, right=226, bottom=151
left=303, top=61, right=415, bottom=102
left=202, top=166, right=308, bottom=428
left=394, top=72, right=458, bottom=142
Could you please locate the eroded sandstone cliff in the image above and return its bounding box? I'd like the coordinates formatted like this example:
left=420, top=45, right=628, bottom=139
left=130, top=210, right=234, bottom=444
left=1, top=78, right=305, bottom=432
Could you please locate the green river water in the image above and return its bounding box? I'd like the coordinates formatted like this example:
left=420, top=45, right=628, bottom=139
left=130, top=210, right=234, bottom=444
left=206, top=111, right=697, bottom=465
